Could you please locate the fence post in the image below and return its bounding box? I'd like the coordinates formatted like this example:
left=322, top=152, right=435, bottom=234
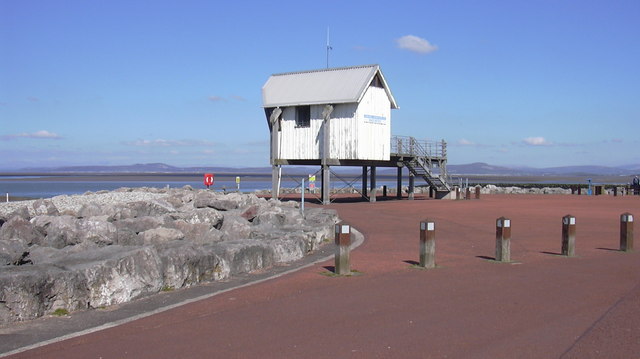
left=495, top=217, right=511, bottom=262
left=335, top=223, right=351, bottom=275
left=561, top=215, right=576, bottom=256
left=419, top=219, right=436, bottom=268
left=620, top=213, right=634, bottom=252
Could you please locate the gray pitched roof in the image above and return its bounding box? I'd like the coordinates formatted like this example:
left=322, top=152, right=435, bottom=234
left=262, top=64, right=398, bottom=109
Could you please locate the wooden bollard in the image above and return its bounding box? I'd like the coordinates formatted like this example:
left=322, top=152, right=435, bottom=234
left=335, top=223, right=351, bottom=275
left=561, top=215, right=576, bottom=256
left=465, top=187, right=471, bottom=200
left=419, top=219, right=436, bottom=268
left=455, top=186, right=461, bottom=200
left=620, top=213, right=634, bottom=252
left=495, top=217, right=511, bottom=262
left=475, top=185, right=481, bottom=199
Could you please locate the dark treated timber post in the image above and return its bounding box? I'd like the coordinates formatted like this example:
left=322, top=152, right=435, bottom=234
left=321, top=165, right=330, bottom=205
left=396, top=167, right=402, bottom=199
left=383, top=185, right=387, bottom=197
left=620, top=213, right=634, bottom=252
left=561, top=215, right=576, bottom=257
left=455, top=186, right=461, bottom=200
left=465, top=187, right=471, bottom=200
left=362, top=166, right=368, bottom=198
left=408, top=173, right=415, bottom=200
left=419, top=219, right=436, bottom=268
left=495, top=217, right=511, bottom=262
left=370, top=166, right=377, bottom=203
left=335, top=223, right=351, bottom=275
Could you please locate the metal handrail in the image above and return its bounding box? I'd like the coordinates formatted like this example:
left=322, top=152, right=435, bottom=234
left=391, top=135, right=446, bottom=158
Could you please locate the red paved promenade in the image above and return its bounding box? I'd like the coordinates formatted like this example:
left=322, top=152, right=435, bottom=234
left=7, top=194, right=640, bottom=358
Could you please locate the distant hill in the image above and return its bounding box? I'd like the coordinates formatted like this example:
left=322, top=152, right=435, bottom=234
left=447, top=162, right=639, bottom=176
left=12, top=162, right=640, bottom=176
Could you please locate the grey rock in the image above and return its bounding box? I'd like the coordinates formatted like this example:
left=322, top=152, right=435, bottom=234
left=0, top=239, right=29, bottom=265
left=114, top=216, right=164, bottom=235
left=156, top=242, right=227, bottom=289
left=169, top=220, right=223, bottom=243
left=77, top=202, right=105, bottom=218
left=220, top=215, right=251, bottom=241
left=0, top=266, right=86, bottom=323
left=139, top=227, right=184, bottom=244
left=193, top=192, right=239, bottom=211
left=0, top=188, right=340, bottom=324
left=32, top=199, right=59, bottom=216
left=76, top=218, right=117, bottom=246
left=39, top=215, right=79, bottom=249
left=0, top=217, right=43, bottom=245
left=215, top=239, right=275, bottom=275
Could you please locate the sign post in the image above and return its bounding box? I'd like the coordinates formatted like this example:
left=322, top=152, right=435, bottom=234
left=203, top=173, right=214, bottom=189
left=309, top=175, right=316, bottom=194
left=301, top=177, right=305, bottom=216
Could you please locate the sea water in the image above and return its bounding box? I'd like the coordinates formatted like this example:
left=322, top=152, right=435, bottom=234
left=0, top=177, right=401, bottom=199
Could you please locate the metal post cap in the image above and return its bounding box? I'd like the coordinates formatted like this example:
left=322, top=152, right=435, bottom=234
left=335, top=224, right=350, bottom=234
left=497, top=218, right=510, bottom=228
left=420, top=221, right=435, bottom=231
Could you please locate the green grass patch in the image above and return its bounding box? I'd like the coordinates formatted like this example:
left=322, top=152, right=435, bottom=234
left=52, top=308, right=69, bottom=316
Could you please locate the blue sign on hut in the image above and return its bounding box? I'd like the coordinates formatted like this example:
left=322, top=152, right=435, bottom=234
left=262, top=64, right=451, bottom=204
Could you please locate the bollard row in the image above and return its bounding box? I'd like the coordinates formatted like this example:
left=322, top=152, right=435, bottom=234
left=333, top=213, right=634, bottom=275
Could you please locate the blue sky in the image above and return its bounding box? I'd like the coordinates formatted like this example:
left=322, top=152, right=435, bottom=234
left=1, top=0, right=639, bottom=170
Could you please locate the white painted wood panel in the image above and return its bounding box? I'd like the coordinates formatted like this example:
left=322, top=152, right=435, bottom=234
left=275, top=86, right=391, bottom=161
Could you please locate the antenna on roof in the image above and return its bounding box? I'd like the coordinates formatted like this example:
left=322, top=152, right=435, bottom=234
left=326, top=27, right=332, bottom=69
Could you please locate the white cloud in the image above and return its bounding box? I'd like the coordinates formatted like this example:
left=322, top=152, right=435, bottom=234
left=1, top=130, right=62, bottom=140
left=523, top=137, right=551, bottom=146
left=208, top=96, right=226, bottom=102
left=230, top=95, right=247, bottom=102
left=396, top=35, right=438, bottom=54
left=458, top=138, right=475, bottom=146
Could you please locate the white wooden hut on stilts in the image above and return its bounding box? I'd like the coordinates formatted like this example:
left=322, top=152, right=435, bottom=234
left=262, top=64, right=451, bottom=204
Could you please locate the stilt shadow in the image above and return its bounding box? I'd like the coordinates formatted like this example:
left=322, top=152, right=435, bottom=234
left=541, top=251, right=563, bottom=256
left=403, top=260, right=419, bottom=266
left=323, top=265, right=336, bottom=274
left=596, top=247, right=622, bottom=252
left=476, top=255, right=495, bottom=261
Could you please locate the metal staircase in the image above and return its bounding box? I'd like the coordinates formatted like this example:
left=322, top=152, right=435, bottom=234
left=391, top=136, right=452, bottom=193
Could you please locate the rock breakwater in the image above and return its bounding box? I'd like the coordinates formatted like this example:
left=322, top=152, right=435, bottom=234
left=0, top=186, right=339, bottom=324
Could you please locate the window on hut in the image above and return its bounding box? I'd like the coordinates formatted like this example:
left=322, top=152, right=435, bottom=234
left=295, top=105, right=311, bottom=128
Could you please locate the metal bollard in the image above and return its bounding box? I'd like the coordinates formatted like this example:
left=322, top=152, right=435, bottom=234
left=335, top=223, right=351, bottom=275
left=495, top=217, right=511, bottom=262
left=561, top=215, right=576, bottom=256
left=419, top=219, right=436, bottom=268
left=620, top=213, right=634, bottom=252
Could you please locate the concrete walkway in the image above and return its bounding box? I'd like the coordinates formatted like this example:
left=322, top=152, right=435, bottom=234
left=3, top=194, right=640, bottom=358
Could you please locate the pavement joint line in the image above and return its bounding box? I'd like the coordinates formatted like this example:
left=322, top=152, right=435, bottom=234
left=0, top=228, right=364, bottom=358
